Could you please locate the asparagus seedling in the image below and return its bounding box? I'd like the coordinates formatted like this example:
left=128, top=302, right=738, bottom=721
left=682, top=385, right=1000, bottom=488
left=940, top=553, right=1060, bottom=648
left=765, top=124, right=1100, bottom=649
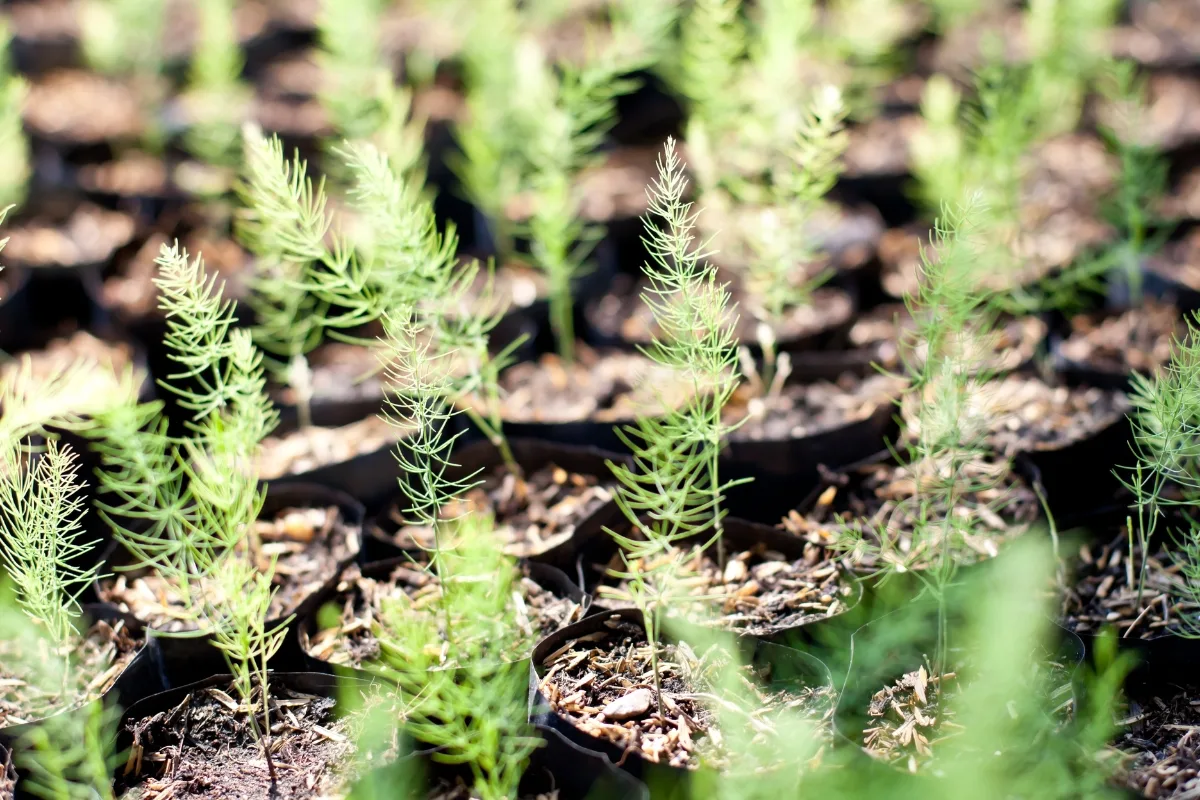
left=606, top=139, right=745, bottom=712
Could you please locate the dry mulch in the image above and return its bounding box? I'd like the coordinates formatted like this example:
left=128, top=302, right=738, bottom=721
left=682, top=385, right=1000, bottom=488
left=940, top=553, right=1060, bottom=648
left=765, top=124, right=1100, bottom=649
left=788, top=456, right=1039, bottom=571
left=592, top=540, right=856, bottom=637
left=0, top=616, right=142, bottom=727
left=1116, top=686, right=1200, bottom=799
left=255, top=415, right=406, bottom=480
left=538, top=614, right=835, bottom=770
left=724, top=373, right=900, bottom=441
left=302, top=561, right=585, bottom=669
left=586, top=273, right=854, bottom=347
left=970, top=376, right=1130, bottom=455
left=24, top=71, right=145, bottom=143
left=0, top=331, right=136, bottom=396
left=849, top=304, right=1046, bottom=374
left=1059, top=300, right=1184, bottom=376
left=101, top=505, right=357, bottom=632
left=4, top=204, right=136, bottom=269
left=383, top=462, right=614, bottom=560
left=1059, top=536, right=1193, bottom=641
left=864, top=667, right=959, bottom=773
left=485, top=348, right=690, bottom=425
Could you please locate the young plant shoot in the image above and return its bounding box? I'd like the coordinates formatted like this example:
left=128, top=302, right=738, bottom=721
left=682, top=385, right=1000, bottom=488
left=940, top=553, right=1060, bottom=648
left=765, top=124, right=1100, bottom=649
left=0, top=23, right=29, bottom=211
left=0, top=591, right=120, bottom=800
left=374, top=513, right=541, bottom=800
left=1124, top=313, right=1200, bottom=634
left=92, top=242, right=278, bottom=629
left=606, top=139, right=744, bottom=712
left=183, top=0, right=250, bottom=172
left=235, top=127, right=386, bottom=427
left=520, top=40, right=639, bottom=363
left=832, top=199, right=1009, bottom=673
left=341, top=137, right=520, bottom=470
left=79, top=0, right=168, bottom=151
left=0, top=441, right=101, bottom=649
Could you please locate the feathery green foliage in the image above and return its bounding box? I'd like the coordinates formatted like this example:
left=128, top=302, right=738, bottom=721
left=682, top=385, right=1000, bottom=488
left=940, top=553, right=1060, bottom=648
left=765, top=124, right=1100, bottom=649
left=452, top=0, right=524, bottom=260
left=740, top=85, right=846, bottom=326
left=1123, top=312, right=1200, bottom=631
left=0, top=24, right=28, bottom=211
left=317, top=0, right=388, bottom=142
left=380, top=309, right=478, bottom=567
left=830, top=199, right=1009, bottom=673
left=521, top=41, right=640, bottom=362
left=374, top=513, right=541, bottom=800
left=0, top=441, right=103, bottom=647
left=236, top=128, right=392, bottom=426
left=184, top=0, right=249, bottom=169
left=1024, top=0, right=1120, bottom=138
left=209, top=556, right=293, bottom=784
left=1096, top=60, right=1171, bottom=305
left=345, top=136, right=519, bottom=469
left=79, top=0, right=167, bottom=151
left=92, top=242, right=275, bottom=621
left=79, top=0, right=166, bottom=78
left=606, top=140, right=745, bottom=710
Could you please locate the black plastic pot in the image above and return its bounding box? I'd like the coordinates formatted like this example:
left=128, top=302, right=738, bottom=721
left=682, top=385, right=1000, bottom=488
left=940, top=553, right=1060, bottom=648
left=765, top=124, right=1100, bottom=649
left=369, top=438, right=627, bottom=573
left=298, top=555, right=586, bottom=681
left=0, top=267, right=35, bottom=354
left=577, top=515, right=864, bottom=643
left=719, top=388, right=901, bottom=524
left=367, top=724, right=649, bottom=800
left=112, top=671, right=380, bottom=797
left=1011, top=411, right=1133, bottom=529
left=0, top=605, right=168, bottom=746
left=529, top=607, right=835, bottom=795
left=95, top=483, right=364, bottom=686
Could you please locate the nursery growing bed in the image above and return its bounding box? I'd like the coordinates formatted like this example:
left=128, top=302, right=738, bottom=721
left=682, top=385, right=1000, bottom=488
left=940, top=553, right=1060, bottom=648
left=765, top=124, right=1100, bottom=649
left=5, top=0, right=1200, bottom=796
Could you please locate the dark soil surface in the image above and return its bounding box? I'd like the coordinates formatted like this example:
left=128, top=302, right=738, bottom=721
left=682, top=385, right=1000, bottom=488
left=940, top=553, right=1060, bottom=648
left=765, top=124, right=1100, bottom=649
left=381, top=462, right=614, bottom=559
left=101, top=505, right=358, bottom=631
left=115, top=682, right=360, bottom=800
left=1059, top=535, right=1191, bottom=640
left=1116, top=685, right=1200, bottom=798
